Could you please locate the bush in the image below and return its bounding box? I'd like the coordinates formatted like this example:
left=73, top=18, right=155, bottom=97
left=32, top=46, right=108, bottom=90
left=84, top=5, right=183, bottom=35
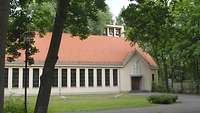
left=4, top=97, right=24, bottom=113
left=148, top=95, right=178, bottom=104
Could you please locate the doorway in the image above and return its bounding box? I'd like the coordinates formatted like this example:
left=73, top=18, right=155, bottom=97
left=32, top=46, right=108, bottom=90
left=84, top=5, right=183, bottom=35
left=131, top=77, right=142, bottom=91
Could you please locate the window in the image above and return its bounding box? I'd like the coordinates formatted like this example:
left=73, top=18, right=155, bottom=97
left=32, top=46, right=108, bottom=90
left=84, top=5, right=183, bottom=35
left=115, top=28, right=121, bottom=37
left=105, top=69, right=110, bottom=86
left=88, top=69, right=94, bottom=87
left=109, top=27, right=114, bottom=36
left=80, top=69, right=85, bottom=87
left=103, top=28, right=108, bottom=36
left=23, top=68, right=29, bottom=88
left=52, top=69, right=58, bottom=87
left=62, top=69, right=67, bottom=87
left=71, top=69, right=76, bottom=87
left=113, top=69, right=118, bottom=86
left=12, top=68, right=19, bottom=88
left=33, top=69, right=39, bottom=88
left=97, top=69, right=102, bottom=86
left=133, top=60, right=141, bottom=74
left=152, top=74, right=155, bottom=82
left=4, top=68, right=8, bottom=88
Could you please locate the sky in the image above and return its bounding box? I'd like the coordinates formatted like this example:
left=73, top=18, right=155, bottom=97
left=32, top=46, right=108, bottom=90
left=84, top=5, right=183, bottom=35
left=105, top=0, right=133, bottom=20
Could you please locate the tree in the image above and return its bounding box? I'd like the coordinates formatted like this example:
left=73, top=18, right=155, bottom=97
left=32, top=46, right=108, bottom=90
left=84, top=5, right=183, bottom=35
left=34, top=0, right=106, bottom=113
left=0, top=0, right=106, bottom=112
left=0, top=0, right=10, bottom=113
left=121, top=0, right=180, bottom=92
left=173, top=0, right=200, bottom=93
left=7, top=0, right=55, bottom=62
left=88, top=7, right=113, bottom=35
left=121, top=0, right=200, bottom=93
left=115, top=7, right=126, bottom=25
left=0, top=0, right=56, bottom=112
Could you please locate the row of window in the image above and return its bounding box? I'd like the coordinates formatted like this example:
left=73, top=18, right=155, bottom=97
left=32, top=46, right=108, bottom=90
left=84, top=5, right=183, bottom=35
left=4, top=68, right=118, bottom=88
left=103, top=27, right=122, bottom=37
left=4, top=68, right=40, bottom=88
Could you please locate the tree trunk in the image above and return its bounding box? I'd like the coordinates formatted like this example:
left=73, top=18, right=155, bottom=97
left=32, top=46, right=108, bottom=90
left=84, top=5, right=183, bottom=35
left=0, top=0, right=10, bottom=113
left=34, top=0, right=69, bottom=113
left=196, top=57, right=199, bottom=94
left=180, top=72, right=184, bottom=93
left=163, top=59, right=169, bottom=92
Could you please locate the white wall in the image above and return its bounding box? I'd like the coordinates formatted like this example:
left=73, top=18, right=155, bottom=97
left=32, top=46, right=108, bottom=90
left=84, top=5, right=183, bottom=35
left=120, top=52, right=153, bottom=92
left=4, top=67, right=121, bottom=96
left=4, top=52, right=155, bottom=96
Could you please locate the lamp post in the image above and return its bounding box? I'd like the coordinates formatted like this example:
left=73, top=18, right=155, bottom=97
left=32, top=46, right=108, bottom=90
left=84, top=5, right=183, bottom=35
left=24, top=35, right=30, bottom=113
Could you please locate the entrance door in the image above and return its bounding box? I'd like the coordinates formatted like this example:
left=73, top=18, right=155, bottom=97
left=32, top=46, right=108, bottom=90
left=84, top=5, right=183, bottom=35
left=131, top=77, right=141, bottom=91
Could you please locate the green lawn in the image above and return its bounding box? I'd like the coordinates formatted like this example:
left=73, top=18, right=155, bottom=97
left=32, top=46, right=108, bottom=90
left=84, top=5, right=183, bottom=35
left=6, top=93, right=152, bottom=113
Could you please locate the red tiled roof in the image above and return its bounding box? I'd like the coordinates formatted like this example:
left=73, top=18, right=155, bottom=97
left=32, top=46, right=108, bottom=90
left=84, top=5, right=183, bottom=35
left=15, top=32, right=157, bottom=67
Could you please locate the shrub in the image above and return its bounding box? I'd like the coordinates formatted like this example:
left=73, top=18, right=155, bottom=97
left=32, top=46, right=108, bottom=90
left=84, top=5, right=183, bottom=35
left=148, top=95, right=178, bottom=104
left=4, top=97, right=24, bottom=113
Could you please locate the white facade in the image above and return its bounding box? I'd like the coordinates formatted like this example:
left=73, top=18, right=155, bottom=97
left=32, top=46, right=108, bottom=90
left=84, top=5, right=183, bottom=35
left=4, top=52, right=157, bottom=96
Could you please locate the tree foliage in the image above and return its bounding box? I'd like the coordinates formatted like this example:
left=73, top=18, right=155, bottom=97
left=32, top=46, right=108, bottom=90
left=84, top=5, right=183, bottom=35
left=7, top=0, right=55, bottom=63
left=121, top=0, right=200, bottom=93
left=88, top=7, right=113, bottom=35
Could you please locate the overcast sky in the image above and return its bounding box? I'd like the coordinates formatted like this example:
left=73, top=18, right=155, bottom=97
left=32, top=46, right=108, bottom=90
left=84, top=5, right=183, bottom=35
left=105, top=0, right=133, bottom=20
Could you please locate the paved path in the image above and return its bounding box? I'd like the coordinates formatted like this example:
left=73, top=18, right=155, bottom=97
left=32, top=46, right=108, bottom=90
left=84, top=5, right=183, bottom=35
left=56, top=94, right=200, bottom=113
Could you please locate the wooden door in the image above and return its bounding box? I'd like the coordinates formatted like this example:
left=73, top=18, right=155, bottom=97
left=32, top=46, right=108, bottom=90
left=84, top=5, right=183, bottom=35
left=131, top=77, right=141, bottom=90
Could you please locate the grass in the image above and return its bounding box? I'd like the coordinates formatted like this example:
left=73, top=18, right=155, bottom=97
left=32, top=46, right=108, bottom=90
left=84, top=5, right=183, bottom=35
left=6, top=93, right=152, bottom=113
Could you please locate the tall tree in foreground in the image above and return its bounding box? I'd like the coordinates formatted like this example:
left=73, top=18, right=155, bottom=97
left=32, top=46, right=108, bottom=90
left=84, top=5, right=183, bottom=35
left=0, top=0, right=10, bottom=113
left=34, top=0, right=69, bottom=112
left=121, top=0, right=179, bottom=91
left=34, top=0, right=106, bottom=113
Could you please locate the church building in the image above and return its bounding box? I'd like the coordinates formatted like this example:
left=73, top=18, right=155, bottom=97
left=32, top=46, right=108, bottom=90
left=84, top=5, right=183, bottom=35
left=4, top=31, right=158, bottom=95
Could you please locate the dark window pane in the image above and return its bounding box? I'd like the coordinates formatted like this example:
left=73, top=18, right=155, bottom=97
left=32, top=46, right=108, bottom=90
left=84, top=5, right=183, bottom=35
left=109, top=28, right=114, bottom=36
left=80, top=69, right=85, bottom=87
left=71, top=69, right=76, bottom=87
left=52, top=69, right=58, bottom=87
left=115, top=28, right=121, bottom=36
left=152, top=74, right=155, bottom=81
left=88, top=69, right=94, bottom=87
left=62, top=69, right=67, bottom=87
left=105, top=69, right=110, bottom=86
left=33, top=69, right=39, bottom=88
left=4, top=68, right=8, bottom=88
left=23, top=68, right=29, bottom=88
left=103, top=28, right=108, bottom=35
left=97, top=69, right=102, bottom=86
left=12, top=68, right=19, bottom=88
left=113, top=69, right=118, bottom=86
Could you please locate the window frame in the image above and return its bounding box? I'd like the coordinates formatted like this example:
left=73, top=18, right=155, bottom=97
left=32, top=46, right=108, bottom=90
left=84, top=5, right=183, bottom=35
left=4, top=68, right=8, bottom=88
left=62, top=69, right=68, bottom=87
left=97, top=69, right=102, bottom=87
left=71, top=69, right=76, bottom=87
left=52, top=69, right=58, bottom=87
left=80, top=69, right=85, bottom=87
left=113, top=69, right=118, bottom=86
left=23, top=68, right=29, bottom=88
left=33, top=68, right=39, bottom=88
left=12, top=68, right=19, bottom=88
left=88, top=69, right=94, bottom=87
left=105, top=69, right=110, bottom=87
